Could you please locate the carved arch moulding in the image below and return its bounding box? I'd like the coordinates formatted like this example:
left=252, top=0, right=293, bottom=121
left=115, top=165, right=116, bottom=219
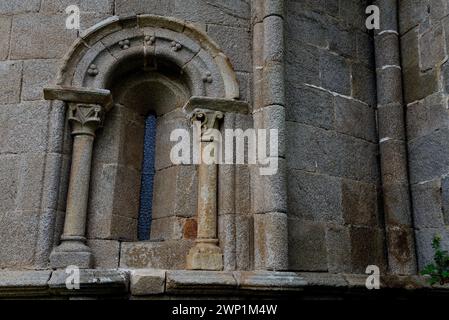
left=43, top=15, right=249, bottom=270
left=53, top=14, right=240, bottom=99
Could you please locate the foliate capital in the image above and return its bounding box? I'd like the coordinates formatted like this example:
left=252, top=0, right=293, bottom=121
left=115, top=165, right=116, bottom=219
left=68, top=103, right=104, bottom=136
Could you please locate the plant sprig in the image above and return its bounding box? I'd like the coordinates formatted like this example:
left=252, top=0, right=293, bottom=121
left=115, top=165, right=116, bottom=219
left=421, top=235, right=449, bottom=286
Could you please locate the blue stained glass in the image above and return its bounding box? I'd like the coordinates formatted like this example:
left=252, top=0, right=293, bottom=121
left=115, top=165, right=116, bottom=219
left=138, top=114, right=157, bottom=241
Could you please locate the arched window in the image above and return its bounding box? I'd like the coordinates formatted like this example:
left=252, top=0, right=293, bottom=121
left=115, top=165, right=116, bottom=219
left=138, top=113, right=157, bottom=241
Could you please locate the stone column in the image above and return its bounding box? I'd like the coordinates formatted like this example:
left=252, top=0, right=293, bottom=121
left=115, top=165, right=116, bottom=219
left=187, top=110, right=224, bottom=271
left=251, top=0, right=288, bottom=271
left=44, top=86, right=113, bottom=269
left=373, top=0, right=417, bottom=275
left=50, top=103, right=103, bottom=269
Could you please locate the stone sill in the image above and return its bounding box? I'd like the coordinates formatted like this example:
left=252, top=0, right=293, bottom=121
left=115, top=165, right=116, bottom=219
left=0, top=269, right=448, bottom=299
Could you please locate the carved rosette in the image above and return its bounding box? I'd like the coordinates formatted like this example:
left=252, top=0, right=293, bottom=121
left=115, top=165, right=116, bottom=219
left=68, top=103, right=104, bottom=136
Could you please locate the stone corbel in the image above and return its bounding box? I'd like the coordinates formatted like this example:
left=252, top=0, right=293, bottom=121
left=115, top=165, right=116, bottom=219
left=183, top=97, right=248, bottom=271
left=44, top=86, right=113, bottom=269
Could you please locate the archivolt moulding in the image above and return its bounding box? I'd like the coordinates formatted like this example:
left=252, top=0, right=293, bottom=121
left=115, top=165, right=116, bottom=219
left=56, top=14, right=240, bottom=100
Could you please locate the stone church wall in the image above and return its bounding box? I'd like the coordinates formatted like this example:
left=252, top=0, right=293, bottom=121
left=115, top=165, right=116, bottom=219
left=400, top=0, right=449, bottom=270
left=285, top=0, right=384, bottom=273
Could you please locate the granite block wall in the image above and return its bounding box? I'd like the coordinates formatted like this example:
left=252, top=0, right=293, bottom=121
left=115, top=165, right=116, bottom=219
left=285, top=0, right=386, bottom=273
left=399, top=0, right=449, bottom=270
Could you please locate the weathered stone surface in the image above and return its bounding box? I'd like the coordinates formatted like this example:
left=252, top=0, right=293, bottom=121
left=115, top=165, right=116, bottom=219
left=350, top=226, right=386, bottom=274
left=400, top=25, right=419, bottom=70
left=207, top=24, right=251, bottom=73
left=88, top=240, right=120, bottom=269
left=351, top=63, right=376, bottom=107
left=166, top=270, right=237, bottom=293
left=236, top=271, right=306, bottom=290
left=415, top=228, right=449, bottom=270
left=261, top=62, right=285, bottom=107
left=288, top=219, right=328, bottom=271
left=0, top=61, right=22, bottom=104
left=418, top=24, right=445, bottom=71
left=339, top=0, right=368, bottom=31
left=407, top=93, right=449, bottom=141
left=411, top=179, right=445, bottom=228
left=110, top=215, right=138, bottom=241
left=0, top=155, right=19, bottom=212
left=218, top=214, right=236, bottom=271
left=375, top=67, right=403, bottom=106
left=408, top=128, right=449, bottom=184
left=22, top=59, right=59, bottom=101
left=287, top=122, right=379, bottom=183
left=172, top=0, right=249, bottom=27
left=297, top=272, right=347, bottom=288
left=152, top=165, right=198, bottom=219
left=286, top=8, right=327, bottom=48
left=383, top=183, right=413, bottom=227
left=285, top=42, right=320, bottom=87
left=334, top=96, right=376, bottom=142
left=356, top=31, right=374, bottom=69
left=399, top=0, right=429, bottom=34
left=319, top=50, right=350, bottom=95
left=186, top=242, right=224, bottom=271
left=150, top=216, right=185, bottom=241
left=379, top=140, right=409, bottom=186
left=263, top=15, right=284, bottom=62
left=16, top=153, right=46, bottom=211
left=120, top=240, right=194, bottom=269
left=130, top=269, right=166, bottom=296
left=342, top=179, right=378, bottom=226
left=48, top=269, right=129, bottom=295
left=327, top=23, right=356, bottom=58
left=0, top=211, right=40, bottom=268
left=326, top=225, right=352, bottom=273
left=287, top=169, right=343, bottom=223
left=235, top=215, right=252, bottom=271
left=442, top=177, right=449, bottom=225
left=0, top=101, right=50, bottom=154
left=235, top=165, right=251, bottom=215
left=115, top=0, right=173, bottom=15
left=0, top=271, right=51, bottom=297
left=386, top=226, right=417, bottom=275
left=87, top=163, right=140, bottom=241
left=41, top=0, right=114, bottom=13
left=377, top=103, right=406, bottom=141
left=375, top=33, right=400, bottom=67
left=0, top=0, right=41, bottom=14
left=403, top=66, right=438, bottom=104
left=0, top=16, right=11, bottom=60
left=251, top=159, right=287, bottom=214
left=286, top=85, right=334, bottom=130
left=10, top=14, right=77, bottom=60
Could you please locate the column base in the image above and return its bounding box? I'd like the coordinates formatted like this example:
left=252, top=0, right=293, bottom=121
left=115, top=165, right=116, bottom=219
left=49, top=237, right=93, bottom=269
left=186, top=240, right=223, bottom=271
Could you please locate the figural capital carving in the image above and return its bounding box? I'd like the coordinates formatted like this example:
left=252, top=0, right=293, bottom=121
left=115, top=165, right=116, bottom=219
left=191, top=109, right=224, bottom=139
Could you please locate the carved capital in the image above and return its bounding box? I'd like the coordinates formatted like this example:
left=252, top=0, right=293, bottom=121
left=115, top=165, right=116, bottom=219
left=68, top=103, right=104, bottom=136
left=191, top=109, right=224, bottom=131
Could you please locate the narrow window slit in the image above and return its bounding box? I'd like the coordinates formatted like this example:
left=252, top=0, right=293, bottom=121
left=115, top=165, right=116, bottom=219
left=138, top=113, right=157, bottom=241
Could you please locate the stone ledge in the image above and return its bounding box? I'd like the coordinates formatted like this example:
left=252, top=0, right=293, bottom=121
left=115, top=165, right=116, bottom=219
left=1, top=270, right=449, bottom=298
left=0, top=270, right=128, bottom=298
left=0, top=271, right=52, bottom=298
